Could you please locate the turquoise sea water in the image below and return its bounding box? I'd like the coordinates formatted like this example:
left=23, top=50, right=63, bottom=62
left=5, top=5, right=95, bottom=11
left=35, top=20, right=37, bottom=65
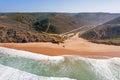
left=0, top=47, right=120, bottom=80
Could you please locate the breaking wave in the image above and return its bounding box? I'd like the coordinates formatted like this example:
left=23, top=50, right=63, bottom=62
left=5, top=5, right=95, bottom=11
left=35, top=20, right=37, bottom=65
left=0, top=64, right=75, bottom=80
left=0, top=47, right=120, bottom=80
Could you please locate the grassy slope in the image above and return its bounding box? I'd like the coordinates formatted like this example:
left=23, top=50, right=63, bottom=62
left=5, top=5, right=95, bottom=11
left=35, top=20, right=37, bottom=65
left=80, top=17, right=120, bottom=45
left=0, top=13, right=89, bottom=43
left=0, top=15, right=64, bottom=43
left=94, top=38, right=120, bottom=45
left=33, top=14, right=89, bottom=34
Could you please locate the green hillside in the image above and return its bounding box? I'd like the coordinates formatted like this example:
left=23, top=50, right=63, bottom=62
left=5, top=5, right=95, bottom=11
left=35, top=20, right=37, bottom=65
left=1, top=12, right=120, bottom=44
left=0, top=15, right=64, bottom=43
left=0, top=13, right=89, bottom=43
left=33, top=14, right=89, bottom=34
left=80, top=17, right=120, bottom=45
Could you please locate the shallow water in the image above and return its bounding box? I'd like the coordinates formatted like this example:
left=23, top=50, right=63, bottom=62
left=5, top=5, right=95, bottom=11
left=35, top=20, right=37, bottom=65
left=0, top=47, right=120, bottom=80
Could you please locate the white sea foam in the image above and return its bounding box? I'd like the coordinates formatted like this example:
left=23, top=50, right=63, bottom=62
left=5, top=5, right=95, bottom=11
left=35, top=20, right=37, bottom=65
left=0, top=47, right=120, bottom=80
left=0, top=64, right=76, bottom=80
left=76, top=56, right=120, bottom=80
left=0, top=47, right=65, bottom=64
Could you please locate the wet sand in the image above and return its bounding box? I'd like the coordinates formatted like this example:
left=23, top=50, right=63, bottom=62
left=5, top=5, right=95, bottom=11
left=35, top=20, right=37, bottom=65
left=0, top=33, right=120, bottom=57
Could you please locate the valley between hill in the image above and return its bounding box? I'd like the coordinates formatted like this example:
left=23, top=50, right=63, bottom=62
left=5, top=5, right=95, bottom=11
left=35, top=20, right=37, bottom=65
left=1, top=13, right=120, bottom=58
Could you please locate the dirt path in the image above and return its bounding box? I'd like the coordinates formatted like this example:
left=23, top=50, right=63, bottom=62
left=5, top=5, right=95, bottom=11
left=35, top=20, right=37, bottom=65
left=64, top=33, right=120, bottom=52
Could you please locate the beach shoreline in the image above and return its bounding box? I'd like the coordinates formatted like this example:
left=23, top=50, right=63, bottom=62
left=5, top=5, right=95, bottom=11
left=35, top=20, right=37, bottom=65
left=0, top=42, right=120, bottom=58
left=1, top=33, right=120, bottom=58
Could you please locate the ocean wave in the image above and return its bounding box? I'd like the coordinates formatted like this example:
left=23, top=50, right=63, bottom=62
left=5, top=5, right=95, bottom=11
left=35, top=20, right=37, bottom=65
left=0, top=64, right=75, bottom=80
left=0, top=47, right=64, bottom=64
left=0, top=47, right=120, bottom=80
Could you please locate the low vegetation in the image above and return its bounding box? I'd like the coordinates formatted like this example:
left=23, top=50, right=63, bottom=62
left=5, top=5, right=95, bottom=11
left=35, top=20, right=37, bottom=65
left=2, top=12, right=120, bottom=45
left=81, top=17, right=120, bottom=46
left=0, top=14, right=67, bottom=43
left=0, top=26, right=64, bottom=43
left=90, top=38, right=120, bottom=46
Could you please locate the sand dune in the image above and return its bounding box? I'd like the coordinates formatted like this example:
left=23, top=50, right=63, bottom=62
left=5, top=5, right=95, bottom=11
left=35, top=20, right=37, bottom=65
left=0, top=33, right=120, bottom=57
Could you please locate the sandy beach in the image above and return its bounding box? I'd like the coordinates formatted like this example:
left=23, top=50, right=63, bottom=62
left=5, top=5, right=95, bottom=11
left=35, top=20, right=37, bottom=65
left=1, top=33, right=120, bottom=57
